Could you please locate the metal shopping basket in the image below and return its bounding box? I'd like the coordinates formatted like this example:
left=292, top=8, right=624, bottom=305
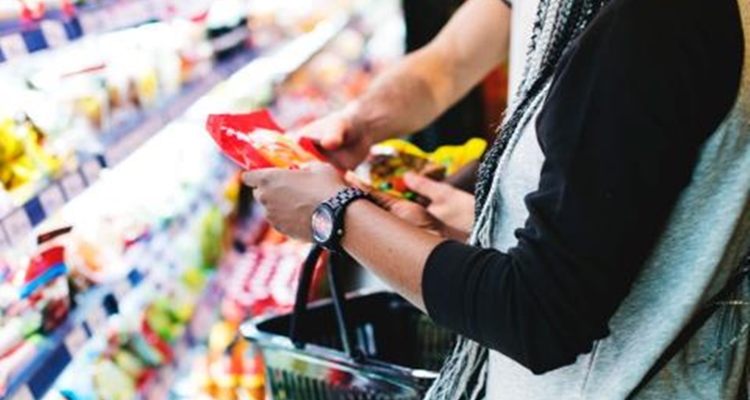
left=241, top=247, right=456, bottom=400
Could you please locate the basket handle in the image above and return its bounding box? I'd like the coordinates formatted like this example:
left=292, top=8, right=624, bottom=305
left=289, top=245, right=364, bottom=362
left=289, top=244, right=323, bottom=349
left=328, top=251, right=364, bottom=362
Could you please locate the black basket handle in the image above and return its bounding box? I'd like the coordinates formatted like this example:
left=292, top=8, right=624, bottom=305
left=289, top=245, right=364, bottom=362
left=289, top=244, right=323, bottom=349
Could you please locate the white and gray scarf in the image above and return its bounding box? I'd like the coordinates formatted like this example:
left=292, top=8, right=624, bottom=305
left=426, top=1, right=609, bottom=398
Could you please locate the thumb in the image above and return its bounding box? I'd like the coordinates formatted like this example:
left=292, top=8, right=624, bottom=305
left=403, top=172, right=447, bottom=200
left=318, top=120, right=346, bottom=150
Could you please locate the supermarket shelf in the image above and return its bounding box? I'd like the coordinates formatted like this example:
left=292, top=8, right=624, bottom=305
left=0, top=0, right=161, bottom=62
left=1, top=11, right=355, bottom=398
left=3, top=270, right=145, bottom=400
left=0, top=9, right=353, bottom=251
left=0, top=49, right=256, bottom=250
left=1, top=180, right=224, bottom=400
left=137, top=272, right=224, bottom=400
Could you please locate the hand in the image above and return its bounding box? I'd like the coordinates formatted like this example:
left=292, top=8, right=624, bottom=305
left=289, top=104, right=373, bottom=170
left=243, top=164, right=347, bottom=241
left=356, top=183, right=445, bottom=235
left=346, top=173, right=468, bottom=241
left=404, top=173, right=475, bottom=232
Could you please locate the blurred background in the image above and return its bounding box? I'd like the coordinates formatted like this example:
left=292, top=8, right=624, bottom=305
left=0, top=1, right=506, bottom=399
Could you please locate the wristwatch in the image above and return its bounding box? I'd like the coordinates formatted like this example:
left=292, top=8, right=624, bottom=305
left=311, top=187, right=371, bottom=252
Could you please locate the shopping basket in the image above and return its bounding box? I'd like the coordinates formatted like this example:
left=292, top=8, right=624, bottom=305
left=241, top=247, right=456, bottom=400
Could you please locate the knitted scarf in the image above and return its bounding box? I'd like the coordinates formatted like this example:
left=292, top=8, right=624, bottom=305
left=426, top=0, right=608, bottom=398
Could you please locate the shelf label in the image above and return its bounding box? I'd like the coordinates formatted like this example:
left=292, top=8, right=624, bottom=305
left=39, top=185, right=66, bottom=219
left=64, top=326, right=89, bottom=355
left=0, top=35, right=28, bottom=60
left=9, top=385, right=34, bottom=400
left=3, top=210, right=31, bottom=244
left=40, top=21, right=68, bottom=48
left=61, top=171, right=87, bottom=200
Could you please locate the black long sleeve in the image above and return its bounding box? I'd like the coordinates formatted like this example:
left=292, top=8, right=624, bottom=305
left=423, top=0, right=744, bottom=374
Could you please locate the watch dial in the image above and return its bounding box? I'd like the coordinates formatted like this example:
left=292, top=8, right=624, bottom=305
left=312, top=206, right=334, bottom=243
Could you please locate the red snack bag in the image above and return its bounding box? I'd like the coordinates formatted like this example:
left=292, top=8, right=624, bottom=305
left=206, top=110, right=326, bottom=170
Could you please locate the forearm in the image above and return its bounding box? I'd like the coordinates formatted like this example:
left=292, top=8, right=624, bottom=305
left=347, top=0, right=510, bottom=142
left=341, top=199, right=445, bottom=310
left=346, top=50, right=452, bottom=142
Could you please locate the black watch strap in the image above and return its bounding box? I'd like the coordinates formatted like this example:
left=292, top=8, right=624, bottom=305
left=326, top=187, right=370, bottom=209
left=319, top=187, right=371, bottom=252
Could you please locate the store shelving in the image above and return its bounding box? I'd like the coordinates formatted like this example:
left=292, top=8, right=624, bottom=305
left=0, top=48, right=255, bottom=251
left=0, top=0, right=162, bottom=62
left=0, top=9, right=356, bottom=400
left=0, top=0, right=222, bottom=62
left=2, top=177, right=226, bottom=400
left=0, top=8, right=355, bottom=252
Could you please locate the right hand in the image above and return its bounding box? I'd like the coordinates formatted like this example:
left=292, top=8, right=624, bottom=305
left=290, top=105, right=373, bottom=170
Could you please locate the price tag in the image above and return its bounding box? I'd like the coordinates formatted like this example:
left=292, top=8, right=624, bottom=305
left=3, top=210, right=31, bottom=244
left=40, top=21, right=68, bottom=48
left=64, top=326, right=89, bottom=355
left=61, top=171, right=87, bottom=199
left=9, top=385, right=34, bottom=400
left=0, top=35, right=27, bottom=60
left=39, top=185, right=66, bottom=218
left=85, top=306, right=108, bottom=335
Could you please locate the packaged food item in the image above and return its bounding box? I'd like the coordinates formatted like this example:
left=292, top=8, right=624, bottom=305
left=360, top=138, right=487, bottom=201
left=0, top=114, right=62, bottom=196
left=19, top=228, right=73, bottom=333
left=206, top=110, right=325, bottom=170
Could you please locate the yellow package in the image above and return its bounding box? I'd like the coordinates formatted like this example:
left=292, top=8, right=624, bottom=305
left=364, top=138, right=487, bottom=200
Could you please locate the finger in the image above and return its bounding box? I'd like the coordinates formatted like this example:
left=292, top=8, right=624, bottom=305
left=317, top=149, right=359, bottom=171
left=368, top=190, right=401, bottom=210
left=242, top=171, right=259, bottom=188
left=318, top=120, right=346, bottom=150
left=242, top=169, right=276, bottom=188
left=403, top=172, right=447, bottom=200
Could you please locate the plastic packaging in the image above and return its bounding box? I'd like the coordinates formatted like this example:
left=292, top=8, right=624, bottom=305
left=206, top=110, right=325, bottom=170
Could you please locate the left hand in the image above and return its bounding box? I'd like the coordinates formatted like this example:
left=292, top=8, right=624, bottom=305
left=243, top=163, right=346, bottom=241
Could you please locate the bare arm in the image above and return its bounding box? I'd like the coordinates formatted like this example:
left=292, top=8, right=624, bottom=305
left=342, top=199, right=443, bottom=310
left=349, top=0, right=511, bottom=141
left=296, top=0, right=511, bottom=169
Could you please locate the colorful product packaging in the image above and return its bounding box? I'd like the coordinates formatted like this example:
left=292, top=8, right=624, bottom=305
left=205, top=110, right=326, bottom=170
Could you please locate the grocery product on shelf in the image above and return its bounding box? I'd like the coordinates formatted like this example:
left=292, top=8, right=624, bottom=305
left=0, top=1, right=404, bottom=399
left=0, top=111, right=63, bottom=201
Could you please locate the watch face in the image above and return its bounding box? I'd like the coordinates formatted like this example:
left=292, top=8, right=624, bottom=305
left=312, top=205, right=335, bottom=243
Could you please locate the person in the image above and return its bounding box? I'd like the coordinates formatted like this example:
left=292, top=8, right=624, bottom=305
left=245, top=0, right=750, bottom=398
left=401, top=0, right=487, bottom=151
